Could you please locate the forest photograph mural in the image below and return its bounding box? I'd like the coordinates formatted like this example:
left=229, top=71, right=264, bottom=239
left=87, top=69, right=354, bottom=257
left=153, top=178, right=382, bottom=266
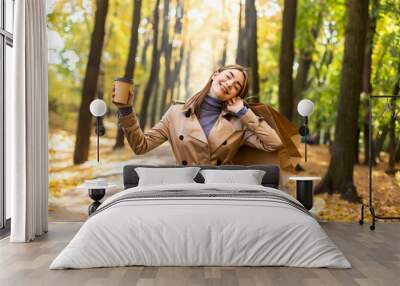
left=46, top=0, right=400, bottom=222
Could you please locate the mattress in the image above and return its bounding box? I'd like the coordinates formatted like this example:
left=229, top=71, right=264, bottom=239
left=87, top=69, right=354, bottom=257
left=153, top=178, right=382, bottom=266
left=50, top=183, right=351, bottom=269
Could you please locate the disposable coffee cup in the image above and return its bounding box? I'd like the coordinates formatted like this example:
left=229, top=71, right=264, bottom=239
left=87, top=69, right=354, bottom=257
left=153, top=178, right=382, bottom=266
left=113, top=77, right=133, bottom=105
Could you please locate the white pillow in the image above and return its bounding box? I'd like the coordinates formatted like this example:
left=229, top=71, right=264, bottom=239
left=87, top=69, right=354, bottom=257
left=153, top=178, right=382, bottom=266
left=135, top=167, right=200, bottom=186
left=200, top=169, right=266, bottom=185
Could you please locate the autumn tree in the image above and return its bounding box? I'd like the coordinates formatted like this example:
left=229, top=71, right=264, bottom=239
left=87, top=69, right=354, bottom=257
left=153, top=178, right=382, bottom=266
left=167, top=0, right=184, bottom=109
left=361, top=0, right=380, bottom=164
left=114, top=0, right=142, bottom=149
left=291, top=2, right=323, bottom=124
left=158, top=0, right=173, bottom=122
left=385, top=60, right=400, bottom=174
left=236, top=0, right=259, bottom=102
left=219, top=0, right=228, bottom=67
left=236, top=1, right=245, bottom=65
left=139, top=0, right=161, bottom=128
left=315, top=0, right=369, bottom=202
left=184, top=42, right=192, bottom=98
left=73, top=0, right=109, bottom=164
left=278, top=0, right=297, bottom=121
left=140, top=19, right=151, bottom=70
left=246, top=0, right=260, bottom=102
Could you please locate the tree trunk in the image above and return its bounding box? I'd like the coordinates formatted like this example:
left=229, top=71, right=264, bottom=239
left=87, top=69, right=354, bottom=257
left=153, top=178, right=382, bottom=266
left=235, top=0, right=259, bottom=102
left=311, top=22, right=334, bottom=88
left=169, top=44, right=184, bottom=104
left=395, top=138, right=400, bottom=163
left=315, top=0, right=369, bottom=202
left=278, top=0, right=297, bottom=120
left=139, top=0, right=161, bottom=129
left=373, top=124, right=388, bottom=164
left=235, top=1, right=246, bottom=65
left=245, top=0, right=260, bottom=102
left=73, top=0, right=109, bottom=164
left=124, top=0, right=142, bottom=79
left=160, top=0, right=173, bottom=115
left=184, top=44, right=192, bottom=98
left=160, top=44, right=172, bottom=114
left=362, top=0, right=379, bottom=164
left=150, top=76, right=160, bottom=126
left=132, top=85, right=139, bottom=107
left=362, top=110, right=370, bottom=165
left=220, top=41, right=227, bottom=67
left=314, top=120, right=322, bottom=145
left=323, top=129, right=331, bottom=145
left=167, top=0, right=184, bottom=105
left=386, top=109, right=396, bottom=174
left=114, top=0, right=142, bottom=149
left=176, top=74, right=181, bottom=101
left=355, top=127, right=360, bottom=164
left=292, top=9, right=322, bottom=124
left=140, top=31, right=151, bottom=70
left=150, top=0, right=172, bottom=126
left=96, top=69, right=106, bottom=135
left=385, top=60, right=400, bottom=174
left=292, top=50, right=312, bottom=124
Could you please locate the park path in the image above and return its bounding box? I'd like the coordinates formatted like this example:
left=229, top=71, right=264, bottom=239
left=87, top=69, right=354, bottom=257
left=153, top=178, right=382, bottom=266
left=48, top=125, right=176, bottom=221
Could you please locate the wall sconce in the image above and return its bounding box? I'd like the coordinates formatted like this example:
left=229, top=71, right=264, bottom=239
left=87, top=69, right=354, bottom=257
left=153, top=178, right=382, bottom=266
left=90, top=99, right=107, bottom=162
left=297, top=99, right=314, bottom=162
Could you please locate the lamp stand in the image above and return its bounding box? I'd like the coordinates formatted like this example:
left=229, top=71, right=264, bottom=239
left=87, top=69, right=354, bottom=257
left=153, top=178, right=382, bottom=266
left=96, top=117, right=100, bottom=162
left=93, top=114, right=106, bottom=163
left=299, top=116, right=309, bottom=162
left=304, top=116, right=308, bottom=162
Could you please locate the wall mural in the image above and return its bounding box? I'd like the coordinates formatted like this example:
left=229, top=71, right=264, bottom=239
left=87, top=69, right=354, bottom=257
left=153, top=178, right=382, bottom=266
left=46, top=0, right=400, bottom=222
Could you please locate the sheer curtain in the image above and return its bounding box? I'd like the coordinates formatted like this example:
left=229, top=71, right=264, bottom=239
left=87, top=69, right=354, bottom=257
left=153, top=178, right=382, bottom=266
left=7, top=0, right=48, bottom=242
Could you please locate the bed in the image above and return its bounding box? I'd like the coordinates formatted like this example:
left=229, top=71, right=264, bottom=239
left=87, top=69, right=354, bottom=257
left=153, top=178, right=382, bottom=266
left=50, top=164, right=351, bottom=269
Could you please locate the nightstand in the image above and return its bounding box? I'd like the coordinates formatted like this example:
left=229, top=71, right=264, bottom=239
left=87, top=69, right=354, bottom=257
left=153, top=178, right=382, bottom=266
left=78, top=181, right=122, bottom=215
left=288, top=176, right=321, bottom=210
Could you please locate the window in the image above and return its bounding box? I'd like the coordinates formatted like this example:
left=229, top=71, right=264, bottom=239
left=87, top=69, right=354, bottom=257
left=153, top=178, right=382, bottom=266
left=1, top=0, right=14, bottom=234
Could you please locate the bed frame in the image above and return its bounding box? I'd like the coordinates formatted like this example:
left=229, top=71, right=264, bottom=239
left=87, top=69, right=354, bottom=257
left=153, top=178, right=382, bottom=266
left=123, top=164, right=280, bottom=189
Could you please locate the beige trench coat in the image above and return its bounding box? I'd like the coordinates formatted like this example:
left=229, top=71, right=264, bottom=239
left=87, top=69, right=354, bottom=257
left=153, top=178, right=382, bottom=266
left=118, top=101, right=283, bottom=166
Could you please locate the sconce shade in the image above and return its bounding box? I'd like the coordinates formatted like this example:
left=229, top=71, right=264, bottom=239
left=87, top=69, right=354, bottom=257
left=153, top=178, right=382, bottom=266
left=297, top=99, right=314, bottom=117
left=90, top=99, right=107, bottom=117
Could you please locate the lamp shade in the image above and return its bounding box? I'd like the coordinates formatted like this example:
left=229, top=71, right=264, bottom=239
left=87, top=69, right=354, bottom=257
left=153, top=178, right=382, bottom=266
left=297, top=99, right=314, bottom=117
left=90, top=99, right=107, bottom=117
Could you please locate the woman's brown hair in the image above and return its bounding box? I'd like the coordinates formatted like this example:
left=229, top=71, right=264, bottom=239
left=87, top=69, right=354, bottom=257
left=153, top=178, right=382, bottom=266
left=183, top=64, right=249, bottom=115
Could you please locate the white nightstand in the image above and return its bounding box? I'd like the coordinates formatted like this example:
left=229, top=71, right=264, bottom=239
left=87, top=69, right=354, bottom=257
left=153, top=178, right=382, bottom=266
left=289, top=176, right=321, bottom=210
left=78, top=181, right=123, bottom=215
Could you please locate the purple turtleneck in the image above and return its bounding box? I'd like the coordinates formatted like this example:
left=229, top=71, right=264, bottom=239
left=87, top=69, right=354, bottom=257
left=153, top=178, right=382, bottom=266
left=118, top=95, right=247, bottom=138
left=198, top=95, right=247, bottom=137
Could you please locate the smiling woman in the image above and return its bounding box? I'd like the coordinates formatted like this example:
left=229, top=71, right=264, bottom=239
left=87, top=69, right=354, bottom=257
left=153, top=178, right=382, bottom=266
left=113, top=64, right=283, bottom=166
left=209, top=69, right=245, bottom=102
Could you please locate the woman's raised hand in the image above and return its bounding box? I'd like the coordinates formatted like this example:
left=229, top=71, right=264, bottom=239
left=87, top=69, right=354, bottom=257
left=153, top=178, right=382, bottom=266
left=226, top=96, right=244, bottom=113
left=111, top=82, right=134, bottom=108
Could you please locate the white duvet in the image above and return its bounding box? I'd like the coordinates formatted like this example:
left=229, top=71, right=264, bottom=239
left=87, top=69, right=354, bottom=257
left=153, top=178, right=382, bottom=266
left=50, top=183, right=351, bottom=269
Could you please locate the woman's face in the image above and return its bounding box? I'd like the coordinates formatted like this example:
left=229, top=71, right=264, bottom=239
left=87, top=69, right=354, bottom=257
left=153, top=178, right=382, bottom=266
left=209, top=69, right=245, bottom=101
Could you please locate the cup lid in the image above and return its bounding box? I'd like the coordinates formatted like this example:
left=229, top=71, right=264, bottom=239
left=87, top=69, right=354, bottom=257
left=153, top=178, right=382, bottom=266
left=114, top=77, right=133, bottom=84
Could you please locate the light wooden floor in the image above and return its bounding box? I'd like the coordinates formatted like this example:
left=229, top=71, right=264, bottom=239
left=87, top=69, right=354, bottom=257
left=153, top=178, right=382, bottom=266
left=0, top=222, right=399, bottom=286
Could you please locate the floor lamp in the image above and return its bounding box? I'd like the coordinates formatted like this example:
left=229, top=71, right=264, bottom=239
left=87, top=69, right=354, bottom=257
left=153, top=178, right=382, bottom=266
left=89, top=99, right=107, bottom=162
left=86, top=98, right=108, bottom=215
left=297, top=99, right=315, bottom=162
